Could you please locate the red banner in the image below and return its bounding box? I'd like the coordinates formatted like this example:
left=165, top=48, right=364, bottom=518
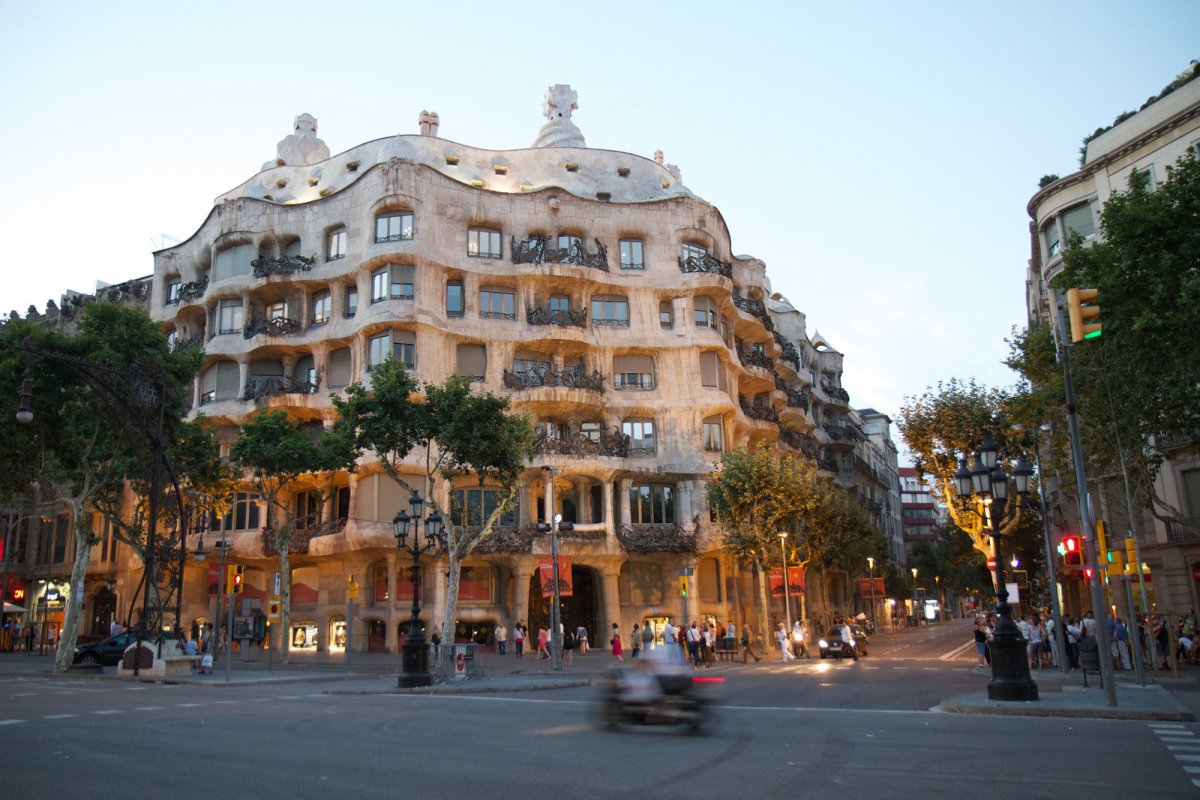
left=539, top=556, right=573, bottom=597
left=769, top=566, right=805, bottom=597
left=858, top=577, right=886, bottom=597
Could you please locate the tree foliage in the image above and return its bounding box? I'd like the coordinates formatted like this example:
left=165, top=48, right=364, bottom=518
left=332, top=359, right=534, bottom=647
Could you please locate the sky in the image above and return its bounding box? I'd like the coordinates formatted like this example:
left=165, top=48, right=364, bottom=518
left=1, top=1, right=1196, bottom=455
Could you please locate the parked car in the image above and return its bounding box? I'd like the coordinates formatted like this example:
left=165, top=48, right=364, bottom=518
left=72, top=630, right=141, bottom=666
left=818, top=624, right=870, bottom=659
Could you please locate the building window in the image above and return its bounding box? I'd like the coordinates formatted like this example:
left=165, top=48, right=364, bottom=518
left=620, top=239, right=644, bottom=270
left=217, top=300, right=243, bottom=335
left=213, top=243, right=254, bottom=282
left=468, top=227, right=501, bottom=259
left=446, top=280, right=464, bottom=317
left=480, top=286, right=515, bottom=319
left=368, top=331, right=416, bottom=370
left=623, top=419, right=655, bottom=455
left=266, top=301, right=287, bottom=320
left=557, top=234, right=582, bottom=251
left=166, top=280, right=182, bottom=305
left=455, top=343, right=486, bottom=382
left=591, top=295, right=629, bottom=326
left=580, top=421, right=601, bottom=442
left=681, top=241, right=708, bottom=262
left=628, top=483, right=675, bottom=524
left=702, top=416, right=723, bottom=452
left=311, top=290, right=331, bottom=326
left=1061, top=203, right=1095, bottom=242
left=699, top=351, right=725, bottom=390
left=694, top=296, right=718, bottom=328
left=375, top=211, right=414, bottom=243
left=345, top=287, right=358, bottom=318
left=451, top=487, right=517, bottom=528
left=659, top=301, right=673, bottom=329
left=1041, top=221, right=1061, bottom=258
left=294, top=490, right=323, bottom=529
left=371, top=265, right=415, bottom=304
left=213, top=492, right=262, bottom=532
left=327, top=227, right=347, bottom=261
left=613, top=354, right=655, bottom=390
left=550, top=294, right=571, bottom=314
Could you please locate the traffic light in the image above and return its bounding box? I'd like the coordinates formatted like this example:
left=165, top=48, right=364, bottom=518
left=227, top=564, right=244, bottom=594
left=1083, top=567, right=1094, bottom=586
left=1066, top=288, right=1102, bottom=343
left=1096, top=521, right=1111, bottom=564
left=1061, top=535, right=1082, bottom=567
left=1107, top=550, right=1125, bottom=578
left=1125, top=537, right=1138, bottom=571
left=679, top=577, right=689, bottom=598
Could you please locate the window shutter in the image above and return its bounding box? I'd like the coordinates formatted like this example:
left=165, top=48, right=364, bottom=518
left=456, top=344, right=486, bottom=377
left=700, top=352, right=721, bottom=388
left=328, top=347, right=351, bottom=387
left=216, top=361, right=240, bottom=399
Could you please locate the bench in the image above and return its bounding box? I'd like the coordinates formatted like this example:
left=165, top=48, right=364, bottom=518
left=159, top=655, right=201, bottom=676
left=715, top=639, right=737, bottom=661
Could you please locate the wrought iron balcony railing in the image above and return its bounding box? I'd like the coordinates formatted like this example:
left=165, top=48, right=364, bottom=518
left=502, top=366, right=605, bottom=392
left=533, top=427, right=630, bottom=458
left=786, top=389, right=810, bottom=411
left=244, top=316, right=301, bottom=339
left=245, top=373, right=320, bottom=401
left=678, top=253, right=732, bottom=278
left=617, top=523, right=697, bottom=554
left=739, top=399, right=779, bottom=423
left=526, top=306, right=588, bottom=328
left=511, top=236, right=609, bottom=270
left=251, top=254, right=315, bottom=278
left=738, top=347, right=775, bottom=371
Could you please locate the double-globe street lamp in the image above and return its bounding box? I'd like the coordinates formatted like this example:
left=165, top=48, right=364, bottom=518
left=867, top=557, right=877, bottom=632
left=393, top=490, right=444, bottom=688
left=954, top=432, right=1039, bottom=702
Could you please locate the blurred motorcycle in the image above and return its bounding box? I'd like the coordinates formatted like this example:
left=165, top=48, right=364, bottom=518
left=595, top=662, right=721, bottom=734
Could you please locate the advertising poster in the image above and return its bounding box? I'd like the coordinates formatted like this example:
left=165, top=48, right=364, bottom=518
left=538, top=556, right=573, bottom=597
left=769, top=566, right=805, bottom=597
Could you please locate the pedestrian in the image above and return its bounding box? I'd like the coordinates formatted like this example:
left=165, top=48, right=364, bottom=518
left=840, top=618, right=858, bottom=661
left=110, top=618, right=122, bottom=637
left=631, top=623, right=642, bottom=659
left=610, top=622, right=624, bottom=663
left=1113, top=617, right=1131, bottom=671
left=741, top=626, right=761, bottom=663
left=1065, top=616, right=1082, bottom=670
left=430, top=628, right=442, bottom=661
left=974, top=619, right=989, bottom=666
left=562, top=625, right=575, bottom=666
left=795, top=620, right=810, bottom=658
left=777, top=623, right=795, bottom=662
left=514, top=620, right=525, bottom=657
left=702, top=622, right=714, bottom=667
left=641, top=621, right=654, bottom=654
left=1027, top=615, right=1045, bottom=669
left=538, top=626, right=550, bottom=660
left=495, top=621, right=507, bottom=655
left=576, top=624, right=589, bottom=655
left=686, top=622, right=702, bottom=667
left=190, top=618, right=200, bottom=645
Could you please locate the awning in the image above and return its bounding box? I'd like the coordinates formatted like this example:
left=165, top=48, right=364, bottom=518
left=3, top=602, right=26, bottom=614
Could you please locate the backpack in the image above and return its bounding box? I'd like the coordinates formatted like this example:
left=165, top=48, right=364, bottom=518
left=563, top=630, right=575, bottom=650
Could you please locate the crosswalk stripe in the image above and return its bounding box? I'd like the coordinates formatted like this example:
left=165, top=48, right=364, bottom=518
left=92, top=710, right=120, bottom=715
left=0, top=719, right=24, bottom=725
left=1172, top=754, right=1200, bottom=761
left=43, top=714, right=75, bottom=719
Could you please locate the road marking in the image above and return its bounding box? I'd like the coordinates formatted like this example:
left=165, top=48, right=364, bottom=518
left=1160, top=731, right=1196, bottom=737
left=892, top=667, right=910, bottom=671
left=176, top=703, right=203, bottom=708
left=12, top=693, right=36, bottom=697
left=922, top=667, right=938, bottom=671
left=135, top=706, right=165, bottom=711
left=92, top=710, right=120, bottom=715
left=1173, top=753, right=1200, bottom=761
left=0, top=719, right=25, bottom=725
left=277, top=695, right=302, bottom=700
left=938, top=640, right=975, bottom=660
left=1167, top=744, right=1200, bottom=751
left=43, top=714, right=76, bottom=719
left=1183, top=766, right=1200, bottom=774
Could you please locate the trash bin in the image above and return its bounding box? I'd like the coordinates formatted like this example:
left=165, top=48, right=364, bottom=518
left=1079, top=635, right=1100, bottom=671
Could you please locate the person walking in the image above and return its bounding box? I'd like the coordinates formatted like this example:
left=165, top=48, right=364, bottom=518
left=1027, top=615, right=1045, bottom=670
left=610, top=622, right=624, bottom=663
left=537, top=626, right=550, bottom=660
left=974, top=619, right=989, bottom=666
left=840, top=618, right=858, bottom=661
left=686, top=622, right=702, bottom=667
left=562, top=625, right=575, bottom=666
left=576, top=624, right=589, bottom=655
left=641, top=621, right=654, bottom=655
left=741, top=626, right=761, bottom=663
left=777, top=623, right=795, bottom=662
left=513, top=621, right=525, bottom=657
left=795, top=620, right=810, bottom=658
left=494, top=621, right=507, bottom=655
left=631, top=623, right=642, bottom=659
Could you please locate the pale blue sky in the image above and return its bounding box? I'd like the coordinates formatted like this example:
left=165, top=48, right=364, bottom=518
left=1, top=1, right=1195, bottom=435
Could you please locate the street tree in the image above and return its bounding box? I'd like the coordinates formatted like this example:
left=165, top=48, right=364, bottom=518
left=332, top=360, right=533, bottom=650
left=229, top=409, right=357, bottom=662
left=802, top=478, right=887, bottom=623
left=706, top=444, right=818, bottom=650
left=0, top=303, right=201, bottom=672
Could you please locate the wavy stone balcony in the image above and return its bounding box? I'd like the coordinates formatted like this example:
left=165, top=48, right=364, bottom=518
left=168, top=276, right=209, bottom=306
left=817, top=456, right=839, bottom=473
left=779, top=427, right=815, bottom=456
left=739, top=399, right=780, bottom=424
left=738, top=347, right=775, bottom=372
left=526, top=306, right=588, bottom=328
left=474, top=524, right=608, bottom=554
left=244, top=316, right=301, bottom=339
left=511, top=236, right=609, bottom=270
left=617, top=523, right=696, bottom=554
left=262, top=516, right=346, bottom=556
left=678, top=253, right=732, bottom=279
left=502, top=366, right=605, bottom=393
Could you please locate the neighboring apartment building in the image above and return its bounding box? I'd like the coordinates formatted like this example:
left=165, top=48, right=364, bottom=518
left=899, top=467, right=938, bottom=555
left=1025, top=67, right=1200, bottom=614
left=3, top=86, right=887, bottom=649
left=857, top=408, right=903, bottom=563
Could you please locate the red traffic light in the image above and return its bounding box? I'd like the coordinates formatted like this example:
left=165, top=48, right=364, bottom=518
left=1083, top=567, right=1094, bottom=586
left=1061, top=535, right=1082, bottom=567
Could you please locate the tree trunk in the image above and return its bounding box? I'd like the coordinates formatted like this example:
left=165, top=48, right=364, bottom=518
left=755, top=557, right=770, bottom=652
left=441, top=548, right=462, bottom=664
left=279, top=540, right=291, bottom=664
left=54, top=509, right=93, bottom=673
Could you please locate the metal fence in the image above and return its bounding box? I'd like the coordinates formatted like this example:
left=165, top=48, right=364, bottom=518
left=432, top=643, right=486, bottom=683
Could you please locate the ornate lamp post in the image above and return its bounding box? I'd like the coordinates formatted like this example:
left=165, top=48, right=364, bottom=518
left=394, top=490, right=443, bottom=688
left=955, top=432, right=1039, bottom=701
left=536, top=466, right=571, bottom=671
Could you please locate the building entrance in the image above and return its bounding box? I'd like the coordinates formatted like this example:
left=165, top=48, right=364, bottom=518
left=527, top=566, right=597, bottom=644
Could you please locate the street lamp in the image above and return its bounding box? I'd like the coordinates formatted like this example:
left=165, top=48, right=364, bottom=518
left=778, top=532, right=792, bottom=646
left=394, top=490, right=443, bottom=688
left=193, top=529, right=230, bottom=679
left=955, top=432, right=1039, bottom=701
left=867, top=557, right=877, bottom=632
left=537, top=467, right=571, bottom=671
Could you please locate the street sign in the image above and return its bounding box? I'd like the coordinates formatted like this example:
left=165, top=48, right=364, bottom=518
left=273, top=572, right=282, bottom=596
left=986, top=557, right=996, bottom=570
left=267, top=596, right=281, bottom=619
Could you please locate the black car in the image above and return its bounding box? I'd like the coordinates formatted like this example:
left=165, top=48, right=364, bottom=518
left=72, top=630, right=141, bottom=666
left=818, top=625, right=869, bottom=659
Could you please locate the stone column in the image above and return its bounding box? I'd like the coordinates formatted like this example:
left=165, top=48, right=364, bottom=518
left=601, top=565, right=623, bottom=648
left=618, top=479, right=632, bottom=527
left=682, top=555, right=700, bottom=624
left=512, top=560, right=534, bottom=632
left=385, top=552, right=398, bottom=652
left=518, top=477, right=534, bottom=528
left=602, top=480, right=615, bottom=538
left=237, top=361, right=250, bottom=401
left=428, top=556, right=447, bottom=638
left=315, top=584, right=329, bottom=653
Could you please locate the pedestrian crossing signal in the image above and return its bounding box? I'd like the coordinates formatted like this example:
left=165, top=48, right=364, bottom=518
left=227, top=564, right=244, bottom=594
left=679, top=577, right=689, bottom=598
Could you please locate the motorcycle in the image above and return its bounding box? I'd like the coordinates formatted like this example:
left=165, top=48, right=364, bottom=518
left=595, top=664, right=720, bottom=734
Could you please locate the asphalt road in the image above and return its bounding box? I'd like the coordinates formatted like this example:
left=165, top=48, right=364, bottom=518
left=2, top=620, right=1197, bottom=798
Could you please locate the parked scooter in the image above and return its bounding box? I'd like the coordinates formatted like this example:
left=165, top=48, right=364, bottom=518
left=595, top=660, right=720, bottom=734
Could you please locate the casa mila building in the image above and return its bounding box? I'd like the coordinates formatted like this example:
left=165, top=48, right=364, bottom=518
left=34, top=86, right=883, bottom=653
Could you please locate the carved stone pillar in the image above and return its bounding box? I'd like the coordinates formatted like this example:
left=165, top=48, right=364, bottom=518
left=512, top=560, right=534, bottom=633
left=601, top=565, right=623, bottom=647
left=385, top=552, right=398, bottom=652
left=237, top=361, right=250, bottom=401
left=519, top=477, right=534, bottom=528
left=618, top=479, right=632, bottom=527
left=681, top=556, right=700, bottom=624
left=603, top=481, right=615, bottom=539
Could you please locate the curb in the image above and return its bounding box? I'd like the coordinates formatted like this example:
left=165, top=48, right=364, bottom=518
left=939, top=689, right=1195, bottom=722
left=331, top=679, right=593, bottom=696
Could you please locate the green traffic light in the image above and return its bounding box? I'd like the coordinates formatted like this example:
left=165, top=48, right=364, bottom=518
left=1084, top=330, right=1102, bottom=339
